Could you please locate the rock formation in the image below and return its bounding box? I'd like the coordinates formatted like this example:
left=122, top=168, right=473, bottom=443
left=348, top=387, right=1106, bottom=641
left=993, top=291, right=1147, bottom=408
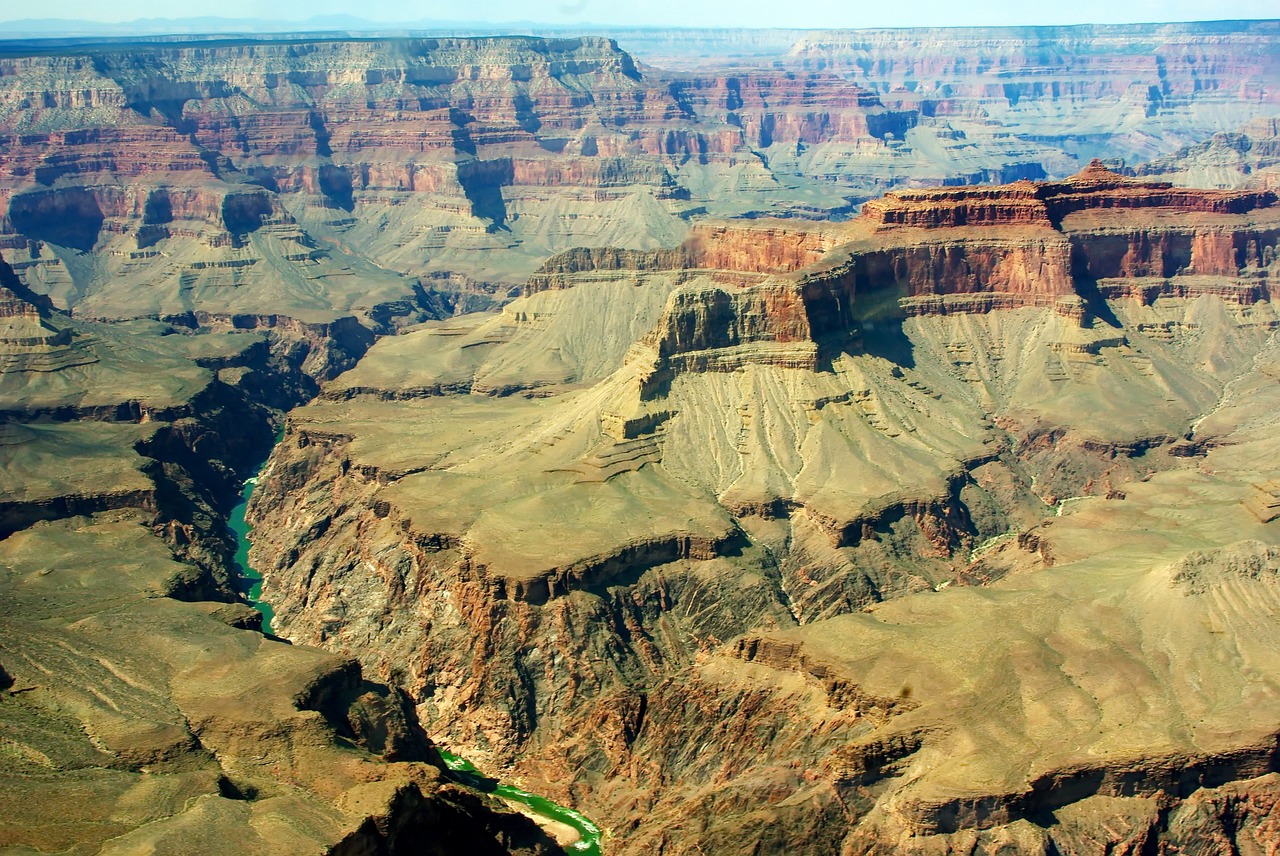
left=245, top=169, right=1280, bottom=852
left=0, top=36, right=903, bottom=319
left=0, top=247, right=567, bottom=855
left=0, top=24, right=1275, bottom=321
left=785, top=22, right=1280, bottom=154
left=2, top=23, right=1280, bottom=855
left=1134, top=115, right=1280, bottom=191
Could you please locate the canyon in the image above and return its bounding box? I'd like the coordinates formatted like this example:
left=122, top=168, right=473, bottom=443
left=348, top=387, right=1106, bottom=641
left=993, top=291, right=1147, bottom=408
left=243, top=164, right=1280, bottom=852
left=1, top=21, right=1280, bottom=855
left=0, top=253, right=568, bottom=854
left=0, top=22, right=1277, bottom=320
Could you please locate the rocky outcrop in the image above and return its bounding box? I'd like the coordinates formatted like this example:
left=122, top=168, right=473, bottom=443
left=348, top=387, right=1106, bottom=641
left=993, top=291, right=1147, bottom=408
left=527, top=221, right=837, bottom=295
left=0, top=251, right=92, bottom=372
left=683, top=221, right=838, bottom=274
left=542, top=163, right=1277, bottom=382
left=2, top=24, right=1275, bottom=319
left=241, top=168, right=1280, bottom=852
left=860, top=181, right=1056, bottom=228
left=526, top=246, right=693, bottom=293
left=865, top=159, right=1276, bottom=225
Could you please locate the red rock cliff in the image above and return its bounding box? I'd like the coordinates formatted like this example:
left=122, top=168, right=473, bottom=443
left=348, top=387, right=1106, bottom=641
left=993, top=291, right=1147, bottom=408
left=542, top=163, right=1279, bottom=375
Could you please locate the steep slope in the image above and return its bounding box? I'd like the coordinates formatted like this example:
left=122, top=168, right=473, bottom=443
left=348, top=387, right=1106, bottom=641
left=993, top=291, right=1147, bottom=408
left=0, top=249, right=564, bottom=855
left=245, top=168, right=1280, bottom=851
left=0, top=24, right=1276, bottom=315
left=1134, top=116, right=1280, bottom=191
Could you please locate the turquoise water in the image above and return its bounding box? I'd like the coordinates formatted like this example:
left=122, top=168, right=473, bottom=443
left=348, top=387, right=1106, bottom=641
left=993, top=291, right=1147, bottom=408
left=225, top=469, right=601, bottom=851
left=436, top=749, right=603, bottom=855
left=227, top=475, right=275, bottom=633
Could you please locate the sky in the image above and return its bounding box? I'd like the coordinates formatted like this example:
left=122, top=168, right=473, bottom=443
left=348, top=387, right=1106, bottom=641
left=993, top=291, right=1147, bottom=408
left=0, top=0, right=1276, bottom=29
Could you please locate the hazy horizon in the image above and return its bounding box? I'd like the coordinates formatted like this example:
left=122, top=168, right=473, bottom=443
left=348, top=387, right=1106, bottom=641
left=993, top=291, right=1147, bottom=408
left=1, top=0, right=1278, bottom=31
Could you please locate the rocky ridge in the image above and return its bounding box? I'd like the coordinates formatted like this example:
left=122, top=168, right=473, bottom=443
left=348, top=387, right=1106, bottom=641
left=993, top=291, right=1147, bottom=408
left=0, top=24, right=1276, bottom=319
left=245, top=168, right=1280, bottom=851
left=0, top=247, right=568, bottom=855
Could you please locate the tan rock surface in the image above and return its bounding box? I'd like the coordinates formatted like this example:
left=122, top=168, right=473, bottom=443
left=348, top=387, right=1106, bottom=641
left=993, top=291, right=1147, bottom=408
left=0, top=515, right=561, bottom=855
left=245, top=174, right=1280, bottom=852
left=0, top=247, right=564, bottom=855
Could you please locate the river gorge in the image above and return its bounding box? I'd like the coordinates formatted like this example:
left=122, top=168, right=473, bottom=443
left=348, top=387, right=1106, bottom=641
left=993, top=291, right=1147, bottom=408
left=3, top=21, right=1280, bottom=855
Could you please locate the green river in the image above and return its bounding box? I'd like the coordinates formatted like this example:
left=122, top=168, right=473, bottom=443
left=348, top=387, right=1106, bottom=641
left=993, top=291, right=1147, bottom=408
left=227, top=473, right=603, bottom=853
left=228, top=476, right=274, bottom=632
left=436, top=750, right=603, bottom=855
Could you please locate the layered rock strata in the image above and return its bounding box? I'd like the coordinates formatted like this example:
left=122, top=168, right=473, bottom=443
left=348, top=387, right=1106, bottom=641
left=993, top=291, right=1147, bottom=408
left=784, top=22, right=1280, bottom=160
left=0, top=247, right=566, bottom=855
left=529, top=162, right=1279, bottom=385
left=0, top=24, right=1276, bottom=318
left=0, top=36, right=921, bottom=318
left=247, top=172, right=1280, bottom=851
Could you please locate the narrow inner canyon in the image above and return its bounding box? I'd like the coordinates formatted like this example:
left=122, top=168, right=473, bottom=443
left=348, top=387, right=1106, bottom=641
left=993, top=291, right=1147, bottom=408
left=2, top=20, right=1280, bottom=856
left=229, top=457, right=604, bottom=851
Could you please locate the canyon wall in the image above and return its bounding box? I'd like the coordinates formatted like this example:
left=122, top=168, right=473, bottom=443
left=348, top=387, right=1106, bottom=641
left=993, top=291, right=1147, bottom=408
left=0, top=24, right=1275, bottom=322
left=0, top=36, right=922, bottom=320
left=588, top=163, right=1280, bottom=383
left=245, top=171, right=1280, bottom=853
left=785, top=23, right=1280, bottom=133
left=1132, top=115, right=1280, bottom=192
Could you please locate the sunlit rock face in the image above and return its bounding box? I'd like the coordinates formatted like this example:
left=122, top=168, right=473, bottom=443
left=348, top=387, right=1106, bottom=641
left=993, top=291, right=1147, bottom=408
left=2, top=23, right=1277, bottom=323
left=247, top=167, right=1280, bottom=853
left=0, top=36, right=915, bottom=319
left=3, top=22, right=1280, bottom=855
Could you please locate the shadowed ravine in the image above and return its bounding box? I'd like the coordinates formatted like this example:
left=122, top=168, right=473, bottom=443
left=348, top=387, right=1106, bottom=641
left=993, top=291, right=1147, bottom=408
left=227, top=453, right=603, bottom=852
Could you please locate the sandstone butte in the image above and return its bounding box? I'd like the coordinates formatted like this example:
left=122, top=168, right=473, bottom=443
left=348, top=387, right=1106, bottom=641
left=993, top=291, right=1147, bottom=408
left=1, top=24, right=1280, bottom=856
left=241, top=164, right=1280, bottom=852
